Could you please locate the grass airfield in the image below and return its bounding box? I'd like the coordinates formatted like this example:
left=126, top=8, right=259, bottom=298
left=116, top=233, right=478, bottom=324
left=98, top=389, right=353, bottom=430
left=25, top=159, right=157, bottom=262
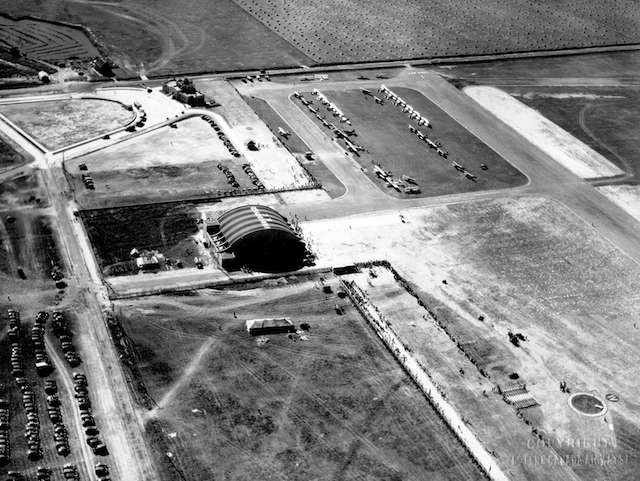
left=115, top=276, right=484, bottom=481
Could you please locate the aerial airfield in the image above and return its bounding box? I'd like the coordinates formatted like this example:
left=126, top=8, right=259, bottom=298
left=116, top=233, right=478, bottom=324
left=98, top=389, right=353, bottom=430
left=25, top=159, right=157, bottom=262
left=1, top=2, right=640, bottom=481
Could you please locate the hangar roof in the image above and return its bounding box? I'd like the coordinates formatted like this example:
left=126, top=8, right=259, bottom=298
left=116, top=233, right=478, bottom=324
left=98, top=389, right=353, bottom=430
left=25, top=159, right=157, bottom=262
left=216, top=204, right=302, bottom=251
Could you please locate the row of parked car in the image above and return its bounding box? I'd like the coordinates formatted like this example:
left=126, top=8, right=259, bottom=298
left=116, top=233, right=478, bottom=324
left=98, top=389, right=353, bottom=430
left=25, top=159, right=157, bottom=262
left=73, top=372, right=108, bottom=459
left=216, top=163, right=240, bottom=189
left=202, top=115, right=241, bottom=158
left=44, top=378, right=71, bottom=458
left=33, top=312, right=53, bottom=377
left=81, top=173, right=95, bottom=190
left=52, top=312, right=81, bottom=367
left=241, top=164, right=265, bottom=190
left=0, top=396, right=9, bottom=467
left=17, top=378, right=42, bottom=461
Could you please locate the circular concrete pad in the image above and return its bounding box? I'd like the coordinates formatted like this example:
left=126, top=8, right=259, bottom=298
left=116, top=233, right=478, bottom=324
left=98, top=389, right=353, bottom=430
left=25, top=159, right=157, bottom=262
left=569, top=393, right=607, bottom=417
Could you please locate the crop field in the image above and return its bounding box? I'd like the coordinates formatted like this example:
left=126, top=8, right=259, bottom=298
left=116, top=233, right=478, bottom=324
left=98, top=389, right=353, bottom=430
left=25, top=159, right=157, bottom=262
left=114, top=275, right=483, bottom=481
left=1, top=0, right=313, bottom=77
left=0, top=14, right=99, bottom=65
left=234, top=0, right=640, bottom=64
left=0, top=99, right=133, bottom=151
left=0, top=133, right=30, bottom=170
left=504, top=86, right=640, bottom=179
left=80, top=203, right=202, bottom=277
left=299, top=88, right=526, bottom=197
left=243, top=96, right=346, bottom=198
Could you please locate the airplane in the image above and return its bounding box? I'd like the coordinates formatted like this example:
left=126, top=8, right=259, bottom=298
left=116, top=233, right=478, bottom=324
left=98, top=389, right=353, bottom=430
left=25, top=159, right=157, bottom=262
left=373, top=164, right=390, bottom=179
left=401, top=174, right=418, bottom=185
left=278, top=127, right=290, bottom=138
left=374, top=97, right=384, bottom=105
left=408, top=125, right=417, bottom=133
left=361, top=88, right=372, bottom=96
left=344, top=128, right=357, bottom=137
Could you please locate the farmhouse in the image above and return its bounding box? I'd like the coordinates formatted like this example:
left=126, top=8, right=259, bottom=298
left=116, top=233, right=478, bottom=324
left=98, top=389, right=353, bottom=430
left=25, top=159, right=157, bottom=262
left=211, top=205, right=305, bottom=272
left=245, top=317, right=295, bottom=336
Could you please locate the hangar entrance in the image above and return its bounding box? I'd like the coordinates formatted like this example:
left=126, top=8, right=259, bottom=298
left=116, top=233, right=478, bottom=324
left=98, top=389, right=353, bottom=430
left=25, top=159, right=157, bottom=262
left=210, top=205, right=306, bottom=273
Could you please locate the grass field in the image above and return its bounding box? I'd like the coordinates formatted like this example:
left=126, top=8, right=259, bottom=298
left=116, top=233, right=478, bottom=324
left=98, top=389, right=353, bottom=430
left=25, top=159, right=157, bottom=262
left=1, top=0, right=313, bottom=77
left=66, top=117, right=262, bottom=209
left=68, top=161, right=260, bottom=210
left=243, top=96, right=346, bottom=198
left=503, top=86, right=640, bottom=180
left=1, top=99, right=133, bottom=151
left=0, top=132, right=30, bottom=170
left=80, top=203, right=202, bottom=276
left=304, top=197, right=640, bottom=480
left=443, top=50, right=640, bottom=85
left=115, top=275, right=483, bottom=481
left=299, top=87, right=526, bottom=197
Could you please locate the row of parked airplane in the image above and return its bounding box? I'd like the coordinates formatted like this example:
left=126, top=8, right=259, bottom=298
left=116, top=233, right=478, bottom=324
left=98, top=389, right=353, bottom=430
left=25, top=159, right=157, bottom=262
left=311, top=89, right=352, bottom=125
left=292, top=91, right=363, bottom=155
left=408, top=124, right=476, bottom=180
left=377, top=85, right=431, bottom=128
left=372, top=163, right=421, bottom=194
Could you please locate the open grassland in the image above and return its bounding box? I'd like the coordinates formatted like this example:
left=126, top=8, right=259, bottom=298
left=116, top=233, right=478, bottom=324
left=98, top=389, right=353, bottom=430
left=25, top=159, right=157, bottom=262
left=234, top=0, right=640, bottom=64
left=1, top=0, right=312, bottom=77
left=0, top=99, right=133, bottom=151
left=299, top=88, right=525, bottom=197
left=80, top=203, right=202, bottom=277
left=303, top=196, right=640, bottom=480
left=504, top=86, right=640, bottom=179
left=115, top=276, right=484, bottom=481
